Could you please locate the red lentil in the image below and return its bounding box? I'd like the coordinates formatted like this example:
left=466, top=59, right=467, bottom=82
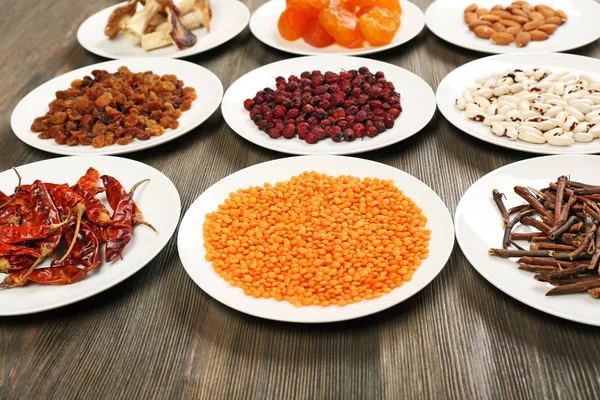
left=203, top=171, right=430, bottom=307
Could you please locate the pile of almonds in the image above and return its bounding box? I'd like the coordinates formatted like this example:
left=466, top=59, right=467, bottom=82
left=464, top=2, right=568, bottom=47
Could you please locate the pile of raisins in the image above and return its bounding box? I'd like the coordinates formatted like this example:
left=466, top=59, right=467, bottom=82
left=243, top=67, right=402, bottom=144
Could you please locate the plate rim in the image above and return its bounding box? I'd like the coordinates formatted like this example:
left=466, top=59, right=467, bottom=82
left=221, top=54, right=437, bottom=156
left=425, top=0, right=600, bottom=55
left=249, top=0, right=426, bottom=57
left=76, top=0, right=251, bottom=59
left=436, top=51, right=600, bottom=155
left=0, top=155, right=182, bottom=317
left=177, top=155, right=455, bottom=323
left=10, top=57, right=224, bottom=156
left=454, top=154, right=600, bottom=326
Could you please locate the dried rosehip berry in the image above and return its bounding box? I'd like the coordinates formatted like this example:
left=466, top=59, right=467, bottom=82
left=383, top=115, right=394, bottom=129
left=305, top=134, right=318, bottom=144
left=343, top=129, right=355, bottom=142
left=374, top=121, right=386, bottom=133
left=352, top=123, right=365, bottom=138
left=282, top=128, right=295, bottom=139
left=268, top=128, right=282, bottom=139
left=366, top=126, right=378, bottom=138
left=312, top=126, right=327, bottom=140
left=244, top=99, right=254, bottom=111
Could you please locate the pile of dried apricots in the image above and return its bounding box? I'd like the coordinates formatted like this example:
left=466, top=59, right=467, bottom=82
left=278, top=0, right=403, bottom=48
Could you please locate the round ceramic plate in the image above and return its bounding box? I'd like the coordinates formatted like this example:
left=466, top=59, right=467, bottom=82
left=426, top=0, right=600, bottom=54
left=249, top=0, right=425, bottom=56
left=455, top=155, right=600, bottom=326
left=77, top=0, right=250, bottom=59
left=222, top=55, right=436, bottom=155
left=0, top=156, right=180, bottom=316
left=11, top=58, right=223, bottom=156
left=178, top=156, right=454, bottom=323
left=437, top=52, right=600, bottom=155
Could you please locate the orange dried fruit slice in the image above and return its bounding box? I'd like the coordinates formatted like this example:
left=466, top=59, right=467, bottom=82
left=278, top=8, right=308, bottom=41
left=318, top=8, right=364, bottom=48
left=302, top=18, right=336, bottom=47
left=376, top=0, right=402, bottom=14
left=286, top=0, right=321, bottom=18
left=358, top=6, right=400, bottom=46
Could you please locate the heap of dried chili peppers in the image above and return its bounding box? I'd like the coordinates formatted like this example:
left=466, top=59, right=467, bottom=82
left=0, top=167, right=154, bottom=287
left=489, top=176, right=600, bottom=298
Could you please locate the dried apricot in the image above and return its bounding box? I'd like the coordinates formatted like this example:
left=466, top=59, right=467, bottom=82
left=286, top=0, right=320, bottom=18
left=375, top=0, right=402, bottom=14
left=318, top=8, right=364, bottom=48
left=278, top=8, right=308, bottom=41
left=302, top=18, right=336, bottom=47
left=358, top=7, right=400, bottom=46
left=356, top=6, right=373, bottom=17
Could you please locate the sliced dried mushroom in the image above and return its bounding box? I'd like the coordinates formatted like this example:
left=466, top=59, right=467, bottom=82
left=105, top=0, right=138, bottom=38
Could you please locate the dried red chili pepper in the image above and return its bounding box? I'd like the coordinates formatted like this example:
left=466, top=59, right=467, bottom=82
left=47, top=183, right=85, bottom=214
left=4, top=265, right=91, bottom=286
left=76, top=167, right=100, bottom=191
left=105, top=193, right=134, bottom=262
left=0, top=241, right=40, bottom=259
left=4, top=180, right=66, bottom=287
left=0, top=256, right=37, bottom=274
left=0, top=191, right=20, bottom=226
left=52, top=220, right=102, bottom=269
left=0, top=219, right=68, bottom=244
left=74, top=186, right=112, bottom=225
left=101, top=175, right=155, bottom=231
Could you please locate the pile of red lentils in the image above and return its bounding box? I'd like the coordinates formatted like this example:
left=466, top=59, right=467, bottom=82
left=203, top=171, right=430, bottom=307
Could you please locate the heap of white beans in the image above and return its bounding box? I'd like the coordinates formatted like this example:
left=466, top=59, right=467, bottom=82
left=455, top=68, right=600, bottom=146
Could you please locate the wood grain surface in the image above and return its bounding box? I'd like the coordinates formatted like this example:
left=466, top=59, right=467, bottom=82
left=1, top=0, right=599, bottom=399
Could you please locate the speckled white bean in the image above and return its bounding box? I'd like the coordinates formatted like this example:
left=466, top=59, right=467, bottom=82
left=565, top=106, right=585, bottom=121
left=589, top=125, right=600, bottom=138
left=547, top=135, right=575, bottom=146
left=473, top=88, right=493, bottom=99
left=543, top=127, right=565, bottom=138
left=574, top=132, right=594, bottom=143
left=492, top=122, right=505, bottom=136
left=484, top=115, right=505, bottom=126
left=519, top=130, right=546, bottom=144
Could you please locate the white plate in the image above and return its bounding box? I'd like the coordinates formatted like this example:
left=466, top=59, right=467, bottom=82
left=77, top=0, right=250, bottom=59
left=0, top=156, right=180, bottom=316
left=455, top=155, right=600, bottom=326
left=437, top=52, right=600, bottom=155
left=178, top=156, right=454, bottom=323
left=249, top=0, right=425, bottom=56
left=11, top=58, right=223, bottom=156
left=426, top=0, right=600, bottom=54
left=222, top=55, right=436, bottom=155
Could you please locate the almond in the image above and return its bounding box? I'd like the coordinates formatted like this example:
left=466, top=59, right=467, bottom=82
left=523, top=19, right=543, bottom=31
left=511, top=1, right=528, bottom=6
left=510, top=8, right=529, bottom=18
left=556, top=10, right=568, bottom=22
left=535, top=5, right=556, bottom=18
left=529, top=29, right=549, bottom=41
left=490, top=32, right=516, bottom=45
left=464, top=12, right=478, bottom=25
left=492, top=22, right=506, bottom=32
left=481, top=14, right=502, bottom=23
left=505, top=25, right=522, bottom=36
left=490, top=10, right=513, bottom=19
left=476, top=8, right=489, bottom=17
left=474, top=25, right=497, bottom=39
left=464, top=3, right=478, bottom=14
left=468, top=20, right=493, bottom=30
left=544, top=16, right=562, bottom=25
left=507, top=15, right=529, bottom=24
left=499, top=18, right=520, bottom=27
left=538, top=23, right=558, bottom=35
left=522, top=3, right=533, bottom=12
left=528, top=11, right=545, bottom=21
left=516, top=31, right=531, bottom=47
left=491, top=5, right=504, bottom=11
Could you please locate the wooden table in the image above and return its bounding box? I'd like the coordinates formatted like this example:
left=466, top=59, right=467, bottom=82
left=1, top=0, right=599, bottom=398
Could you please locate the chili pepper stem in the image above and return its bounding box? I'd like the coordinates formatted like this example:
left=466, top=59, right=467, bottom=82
left=128, top=179, right=158, bottom=233
left=56, top=203, right=86, bottom=264
left=129, top=179, right=150, bottom=196
left=0, top=167, right=22, bottom=210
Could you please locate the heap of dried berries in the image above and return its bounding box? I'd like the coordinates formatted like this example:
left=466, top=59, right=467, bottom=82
left=243, top=67, right=402, bottom=144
